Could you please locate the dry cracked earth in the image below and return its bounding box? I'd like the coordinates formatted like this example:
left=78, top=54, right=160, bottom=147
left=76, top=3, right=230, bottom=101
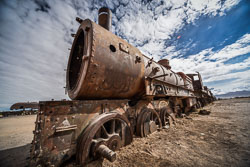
left=0, top=98, right=250, bottom=167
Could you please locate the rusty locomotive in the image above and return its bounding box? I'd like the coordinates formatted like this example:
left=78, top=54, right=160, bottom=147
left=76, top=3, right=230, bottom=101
left=30, top=7, right=215, bottom=167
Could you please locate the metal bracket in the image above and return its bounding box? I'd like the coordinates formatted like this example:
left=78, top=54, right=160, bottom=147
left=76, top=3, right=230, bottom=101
left=55, top=125, right=77, bottom=133
left=119, top=43, right=129, bottom=53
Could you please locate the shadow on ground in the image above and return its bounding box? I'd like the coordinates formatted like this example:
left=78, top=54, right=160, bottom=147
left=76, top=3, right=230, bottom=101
left=0, top=144, right=30, bottom=167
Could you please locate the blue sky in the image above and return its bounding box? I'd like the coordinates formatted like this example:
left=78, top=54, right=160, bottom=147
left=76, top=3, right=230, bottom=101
left=0, top=0, right=249, bottom=110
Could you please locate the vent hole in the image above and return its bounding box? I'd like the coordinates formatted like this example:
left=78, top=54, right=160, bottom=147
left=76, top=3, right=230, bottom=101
left=110, top=45, right=116, bottom=52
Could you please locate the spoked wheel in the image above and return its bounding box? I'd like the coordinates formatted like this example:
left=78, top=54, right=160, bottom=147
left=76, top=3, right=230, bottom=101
left=160, top=107, right=176, bottom=129
left=136, top=108, right=162, bottom=137
left=77, top=112, right=133, bottom=166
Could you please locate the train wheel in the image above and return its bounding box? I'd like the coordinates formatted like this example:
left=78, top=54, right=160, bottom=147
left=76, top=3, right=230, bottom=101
left=160, top=107, right=176, bottom=129
left=196, top=101, right=202, bottom=109
left=77, top=112, right=133, bottom=166
left=136, top=108, right=162, bottom=137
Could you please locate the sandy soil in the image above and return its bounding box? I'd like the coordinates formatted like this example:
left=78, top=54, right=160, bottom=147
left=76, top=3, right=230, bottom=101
left=103, top=98, right=250, bottom=167
left=0, top=115, right=36, bottom=151
left=0, top=115, right=36, bottom=167
left=0, top=98, right=250, bottom=167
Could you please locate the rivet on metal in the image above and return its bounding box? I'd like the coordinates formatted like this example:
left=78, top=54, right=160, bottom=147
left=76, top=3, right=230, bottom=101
left=83, top=56, right=89, bottom=60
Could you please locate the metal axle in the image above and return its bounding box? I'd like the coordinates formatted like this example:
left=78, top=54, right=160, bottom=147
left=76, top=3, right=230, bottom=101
left=96, top=144, right=116, bottom=162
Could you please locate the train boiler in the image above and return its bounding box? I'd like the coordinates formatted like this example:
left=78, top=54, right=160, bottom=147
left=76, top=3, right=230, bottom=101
left=30, top=7, right=214, bottom=167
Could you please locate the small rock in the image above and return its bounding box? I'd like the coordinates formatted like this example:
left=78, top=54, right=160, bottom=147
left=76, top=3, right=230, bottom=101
left=199, top=110, right=211, bottom=115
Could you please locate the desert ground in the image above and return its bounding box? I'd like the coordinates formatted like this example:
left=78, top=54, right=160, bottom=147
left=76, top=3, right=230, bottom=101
left=0, top=98, right=250, bottom=167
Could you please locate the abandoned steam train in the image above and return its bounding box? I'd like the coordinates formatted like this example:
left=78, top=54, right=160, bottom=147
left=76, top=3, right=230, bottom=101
left=30, top=7, right=215, bottom=167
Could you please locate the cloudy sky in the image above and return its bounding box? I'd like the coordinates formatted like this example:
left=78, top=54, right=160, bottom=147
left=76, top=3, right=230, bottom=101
left=0, top=0, right=249, bottom=110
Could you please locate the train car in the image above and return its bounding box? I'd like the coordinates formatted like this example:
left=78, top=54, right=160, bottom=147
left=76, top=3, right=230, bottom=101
left=29, top=7, right=215, bottom=167
left=187, top=73, right=215, bottom=108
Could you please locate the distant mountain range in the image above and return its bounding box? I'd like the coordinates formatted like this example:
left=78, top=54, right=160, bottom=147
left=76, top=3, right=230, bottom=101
left=215, top=90, right=250, bottom=99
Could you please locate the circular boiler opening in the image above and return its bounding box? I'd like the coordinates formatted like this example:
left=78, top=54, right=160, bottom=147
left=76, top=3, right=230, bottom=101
left=68, top=29, right=85, bottom=90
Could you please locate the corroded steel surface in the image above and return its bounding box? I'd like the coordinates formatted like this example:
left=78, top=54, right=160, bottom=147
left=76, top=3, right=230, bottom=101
left=98, top=7, right=112, bottom=31
left=29, top=100, right=129, bottom=166
left=66, top=15, right=195, bottom=100
left=66, top=19, right=145, bottom=100
left=30, top=7, right=215, bottom=167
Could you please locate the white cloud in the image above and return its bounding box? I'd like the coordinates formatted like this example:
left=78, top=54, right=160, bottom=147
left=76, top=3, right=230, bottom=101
left=210, top=34, right=250, bottom=60
left=169, top=33, right=250, bottom=94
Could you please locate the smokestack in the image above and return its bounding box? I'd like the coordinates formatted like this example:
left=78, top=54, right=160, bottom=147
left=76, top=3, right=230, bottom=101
left=98, top=7, right=112, bottom=31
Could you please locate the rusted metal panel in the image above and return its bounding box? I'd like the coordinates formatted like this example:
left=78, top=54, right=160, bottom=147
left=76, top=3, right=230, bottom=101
left=30, top=100, right=129, bottom=167
left=29, top=7, right=216, bottom=167
left=66, top=15, right=195, bottom=100
left=66, top=19, right=145, bottom=100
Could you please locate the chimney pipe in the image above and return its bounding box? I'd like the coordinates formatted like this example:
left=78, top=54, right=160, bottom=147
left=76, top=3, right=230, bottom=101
left=98, top=7, right=112, bottom=31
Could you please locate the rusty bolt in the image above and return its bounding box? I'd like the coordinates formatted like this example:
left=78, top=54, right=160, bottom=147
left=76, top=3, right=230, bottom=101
left=152, top=67, right=160, bottom=75
left=82, top=56, right=89, bottom=61
left=135, top=56, right=141, bottom=64
left=33, top=130, right=39, bottom=134
left=76, top=17, right=83, bottom=24
left=93, top=63, right=99, bottom=67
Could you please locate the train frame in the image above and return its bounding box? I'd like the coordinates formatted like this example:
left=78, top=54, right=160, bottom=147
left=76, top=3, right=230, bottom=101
left=29, top=7, right=215, bottom=167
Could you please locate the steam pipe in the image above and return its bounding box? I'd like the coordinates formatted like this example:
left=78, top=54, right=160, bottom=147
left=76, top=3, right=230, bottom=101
left=98, top=7, right=112, bottom=31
